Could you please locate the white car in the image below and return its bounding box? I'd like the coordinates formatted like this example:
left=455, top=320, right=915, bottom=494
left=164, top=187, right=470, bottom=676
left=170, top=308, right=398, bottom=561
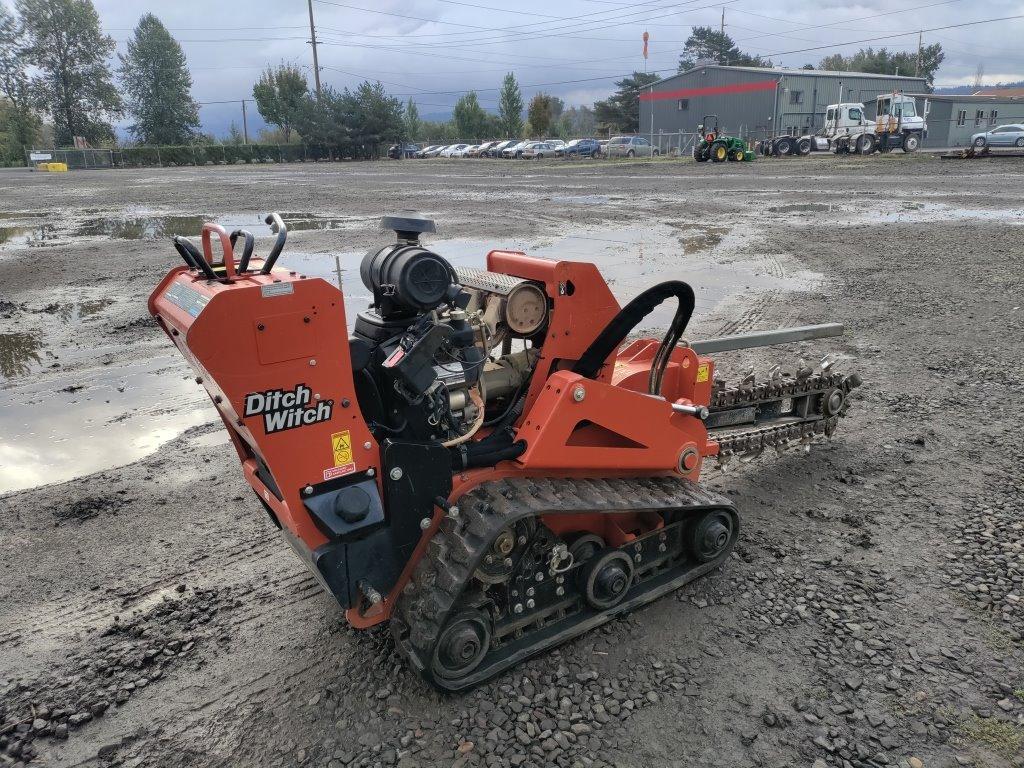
left=440, top=144, right=469, bottom=157
left=453, top=144, right=479, bottom=157
left=543, top=139, right=566, bottom=149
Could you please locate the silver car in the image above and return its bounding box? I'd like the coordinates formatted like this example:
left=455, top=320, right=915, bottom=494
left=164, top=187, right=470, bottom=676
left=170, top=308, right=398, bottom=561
left=605, top=135, right=659, bottom=158
left=971, top=124, right=1024, bottom=148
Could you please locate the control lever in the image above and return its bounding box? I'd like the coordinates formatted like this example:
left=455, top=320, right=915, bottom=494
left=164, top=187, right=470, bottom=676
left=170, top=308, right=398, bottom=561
left=230, top=229, right=255, bottom=272
left=172, top=235, right=218, bottom=281
left=260, top=213, right=287, bottom=274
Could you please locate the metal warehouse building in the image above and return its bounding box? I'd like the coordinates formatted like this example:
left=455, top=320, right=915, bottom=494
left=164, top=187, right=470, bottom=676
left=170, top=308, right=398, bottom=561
left=639, top=65, right=926, bottom=147
left=917, top=94, right=1024, bottom=147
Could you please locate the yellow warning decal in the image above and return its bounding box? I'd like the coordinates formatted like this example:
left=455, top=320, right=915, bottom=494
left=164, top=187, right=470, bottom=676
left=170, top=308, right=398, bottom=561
left=696, top=363, right=710, bottom=383
left=331, top=430, right=352, bottom=466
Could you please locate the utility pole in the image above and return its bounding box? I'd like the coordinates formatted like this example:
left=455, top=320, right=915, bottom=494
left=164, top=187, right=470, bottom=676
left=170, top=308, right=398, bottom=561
left=915, top=31, right=923, bottom=77
left=720, top=8, right=725, bottom=35
left=307, top=0, right=322, bottom=99
left=241, top=99, right=249, bottom=144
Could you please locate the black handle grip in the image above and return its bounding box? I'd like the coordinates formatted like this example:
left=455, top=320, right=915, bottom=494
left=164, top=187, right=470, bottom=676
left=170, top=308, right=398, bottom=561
left=173, top=236, right=218, bottom=281
left=260, top=213, right=287, bottom=275
left=230, top=229, right=255, bottom=272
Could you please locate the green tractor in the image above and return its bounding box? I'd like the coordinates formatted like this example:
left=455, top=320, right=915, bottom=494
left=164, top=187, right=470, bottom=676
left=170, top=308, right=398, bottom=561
left=693, top=115, right=753, bottom=163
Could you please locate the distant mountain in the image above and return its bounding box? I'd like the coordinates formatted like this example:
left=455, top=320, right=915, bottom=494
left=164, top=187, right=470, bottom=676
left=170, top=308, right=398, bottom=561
left=935, top=80, right=1024, bottom=95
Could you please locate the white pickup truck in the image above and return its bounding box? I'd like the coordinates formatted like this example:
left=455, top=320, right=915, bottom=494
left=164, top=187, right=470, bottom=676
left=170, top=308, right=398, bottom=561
left=760, top=93, right=929, bottom=156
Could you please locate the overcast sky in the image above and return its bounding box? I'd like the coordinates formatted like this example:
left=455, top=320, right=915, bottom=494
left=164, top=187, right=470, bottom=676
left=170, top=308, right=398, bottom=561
left=11, top=0, right=1024, bottom=135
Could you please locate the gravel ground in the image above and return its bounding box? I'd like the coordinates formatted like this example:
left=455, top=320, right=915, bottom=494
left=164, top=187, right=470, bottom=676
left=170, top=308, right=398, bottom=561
left=1, top=155, right=1022, bottom=768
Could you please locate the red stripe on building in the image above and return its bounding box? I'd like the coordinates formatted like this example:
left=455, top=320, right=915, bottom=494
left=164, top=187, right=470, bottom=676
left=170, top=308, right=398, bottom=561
left=639, top=78, right=779, bottom=101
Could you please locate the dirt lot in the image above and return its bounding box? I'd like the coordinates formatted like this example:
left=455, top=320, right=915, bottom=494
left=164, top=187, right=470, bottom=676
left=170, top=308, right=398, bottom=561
left=1, top=155, right=1022, bottom=768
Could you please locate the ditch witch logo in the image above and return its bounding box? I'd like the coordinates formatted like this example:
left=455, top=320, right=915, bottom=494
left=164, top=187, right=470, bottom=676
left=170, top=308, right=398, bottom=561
left=244, top=384, right=332, bottom=434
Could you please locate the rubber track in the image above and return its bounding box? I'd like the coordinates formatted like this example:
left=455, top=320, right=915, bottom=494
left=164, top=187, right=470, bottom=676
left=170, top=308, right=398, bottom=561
left=391, top=476, right=731, bottom=687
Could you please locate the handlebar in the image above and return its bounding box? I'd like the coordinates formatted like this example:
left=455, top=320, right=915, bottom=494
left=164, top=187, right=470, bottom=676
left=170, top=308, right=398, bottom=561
left=260, top=213, right=287, bottom=275
left=230, top=229, right=255, bottom=273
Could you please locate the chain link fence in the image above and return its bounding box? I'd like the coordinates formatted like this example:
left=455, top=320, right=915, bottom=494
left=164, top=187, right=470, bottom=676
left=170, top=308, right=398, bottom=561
left=25, top=144, right=354, bottom=169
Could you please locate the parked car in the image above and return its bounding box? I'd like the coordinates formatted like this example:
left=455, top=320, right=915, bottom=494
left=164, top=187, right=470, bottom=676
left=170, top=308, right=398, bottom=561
left=606, top=136, right=658, bottom=158
left=440, top=144, right=470, bottom=157
left=971, top=123, right=1024, bottom=148
left=557, top=138, right=601, bottom=158
left=454, top=144, right=480, bottom=157
left=387, top=143, right=420, bottom=159
left=521, top=142, right=558, bottom=159
left=542, top=139, right=566, bottom=149
left=416, top=145, right=441, bottom=158
left=501, top=141, right=530, bottom=158
left=423, top=145, right=449, bottom=158
left=468, top=141, right=498, bottom=157
left=487, top=140, right=517, bottom=157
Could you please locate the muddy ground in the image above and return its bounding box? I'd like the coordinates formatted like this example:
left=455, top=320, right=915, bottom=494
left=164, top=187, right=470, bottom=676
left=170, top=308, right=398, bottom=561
left=1, top=155, right=1022, bottom=768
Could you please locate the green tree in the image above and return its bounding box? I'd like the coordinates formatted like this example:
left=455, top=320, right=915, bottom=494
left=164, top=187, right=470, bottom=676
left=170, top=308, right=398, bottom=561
left=498, top=73, right=523, bottom=137
left=252, top=63, right=308, bottom=142
left=526, top=93, right=553, bottom=137
left=453, top=91, right=488, bottom=141
left=594, top=72, right=659, bottom=133
left=351, top=81, right=405, bottom=156
left=227, top=122, right=245, bottom=145
left=119, top=14, right=199, bottom=145
left=818, top=45, right=945, bottom=88
left=677, top=26, right=767, bottom=72
left=405, top=98, right=421, bottom=141
left=0, top=4, right=39, bottom=162
left=16, top=0, right=122, bottom=146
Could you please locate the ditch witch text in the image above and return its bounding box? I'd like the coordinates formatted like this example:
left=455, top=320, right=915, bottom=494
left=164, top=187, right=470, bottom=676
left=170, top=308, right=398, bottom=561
left=244, top=384, right=333, bottom=434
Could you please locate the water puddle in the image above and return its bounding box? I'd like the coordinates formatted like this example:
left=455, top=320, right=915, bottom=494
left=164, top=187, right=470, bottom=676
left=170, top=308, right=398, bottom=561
left=1, top=211, right=371, bottom=250
left=0, top=355, right=214, bottom=495
left=0, top=332, right=43, bottom=378
left=0, top=224, right=58, bottom=248
left=768, top=203, right=836, bottom=214
left=280, top=224, right=822, bottom=333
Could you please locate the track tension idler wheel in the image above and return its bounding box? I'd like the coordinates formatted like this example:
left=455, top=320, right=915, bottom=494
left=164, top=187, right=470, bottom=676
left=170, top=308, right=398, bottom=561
left=688, top=509, right=735, bottom=562
left=581, top=549, right=635, bottom=609
left=431, top=609, right=491, bottom=681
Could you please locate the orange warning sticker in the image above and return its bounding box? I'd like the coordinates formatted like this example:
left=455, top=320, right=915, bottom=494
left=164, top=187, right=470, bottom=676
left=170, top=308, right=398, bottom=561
left=696, top=362, right=710, bottom=383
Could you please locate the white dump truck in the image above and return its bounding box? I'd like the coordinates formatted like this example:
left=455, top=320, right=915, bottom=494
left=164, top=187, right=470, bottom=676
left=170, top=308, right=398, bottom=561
left=759, top=93, right=929, bottom=156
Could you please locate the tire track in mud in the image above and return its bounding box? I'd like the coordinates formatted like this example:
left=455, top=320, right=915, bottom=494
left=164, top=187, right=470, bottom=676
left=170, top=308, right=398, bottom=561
left=0, top=530, right=284, bottom=649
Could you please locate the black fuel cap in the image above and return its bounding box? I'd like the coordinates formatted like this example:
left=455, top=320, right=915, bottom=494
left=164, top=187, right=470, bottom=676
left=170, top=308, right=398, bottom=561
left=333, top=486, right=371, bottom=523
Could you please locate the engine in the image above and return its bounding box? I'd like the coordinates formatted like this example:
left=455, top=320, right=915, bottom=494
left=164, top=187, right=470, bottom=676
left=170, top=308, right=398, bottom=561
left=350, top=214, right=547, bottom=457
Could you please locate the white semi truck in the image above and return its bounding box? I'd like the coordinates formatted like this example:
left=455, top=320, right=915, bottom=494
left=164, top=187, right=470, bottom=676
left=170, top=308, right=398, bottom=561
left=759, top=93, right=929, bottom=157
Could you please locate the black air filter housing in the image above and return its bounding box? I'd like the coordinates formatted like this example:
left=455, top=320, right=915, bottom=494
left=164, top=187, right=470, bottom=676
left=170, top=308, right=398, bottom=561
left=359, top=214, right=456, bottom=319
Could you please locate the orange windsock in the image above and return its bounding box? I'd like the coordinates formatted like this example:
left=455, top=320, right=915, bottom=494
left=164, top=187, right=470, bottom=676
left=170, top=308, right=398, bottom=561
left=643, top=31, right=649, bottom=59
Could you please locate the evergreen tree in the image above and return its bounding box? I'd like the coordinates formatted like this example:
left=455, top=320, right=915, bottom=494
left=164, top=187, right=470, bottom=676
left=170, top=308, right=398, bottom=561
left=351, top=81, right=405, bottom=156
left=819, top=45, right=945, bottom=88
left=119, top=14, right=200, bottom=145
left=253, top=64, right=308, bottom=142
left=497, top=73, right=524, bottom=137
left=0, top=4, right=39, bottom=162
left=17, top=0, right=122, bottom=146
left=405, top=98, right=421, bottom=141
left=453, top=91, right=488, bottom=141
left=594, top=72, right=659, bottom=133
left=526, top=93, right=553, bottom=137
left=677, top=26, right=767, bottom=72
